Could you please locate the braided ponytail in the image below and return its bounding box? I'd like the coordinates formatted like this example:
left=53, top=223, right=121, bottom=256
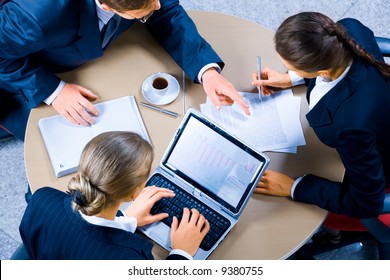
left=328, top=20, right=390, bottom=80
left=275, top=12, right=390, bottom=81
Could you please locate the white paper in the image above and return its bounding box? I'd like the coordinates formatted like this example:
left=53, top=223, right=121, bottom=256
left=268, top=96, right=302, bottom=153
left=200, top=90, right=305, bottom=153
left=39, top=96, right=150, bottom=177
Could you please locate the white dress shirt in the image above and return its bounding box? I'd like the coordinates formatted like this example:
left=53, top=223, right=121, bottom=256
left=79, top=209, right=193, bottom=259
left=44, top=1, right=219, bottom=104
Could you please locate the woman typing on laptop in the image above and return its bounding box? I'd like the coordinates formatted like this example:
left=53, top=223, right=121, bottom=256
left=19, top=131, right=209, bottom=259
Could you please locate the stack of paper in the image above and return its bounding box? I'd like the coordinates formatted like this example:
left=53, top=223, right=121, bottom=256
left=200, top=90, right=305, bottom=153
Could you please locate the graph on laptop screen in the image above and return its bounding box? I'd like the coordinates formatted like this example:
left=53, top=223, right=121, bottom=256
left=165, top=115, right=264, bottom=209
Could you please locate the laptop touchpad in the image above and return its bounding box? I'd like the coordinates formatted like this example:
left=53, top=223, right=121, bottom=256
left=149, top=223, right=171, bottom=248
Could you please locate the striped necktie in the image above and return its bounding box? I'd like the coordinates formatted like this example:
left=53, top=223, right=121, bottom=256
left=101, top=15, right=120, bottom=48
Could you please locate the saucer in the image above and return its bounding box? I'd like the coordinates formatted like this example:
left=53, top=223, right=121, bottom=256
left=142, top=73, right=180, bottom=105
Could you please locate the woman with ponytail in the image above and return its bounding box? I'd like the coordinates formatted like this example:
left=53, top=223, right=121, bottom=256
left=252, top=12, right=390, bottom=256
left=20, top=131, right=209, bottom=259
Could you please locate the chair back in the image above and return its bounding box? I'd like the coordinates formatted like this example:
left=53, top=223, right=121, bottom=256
left=375, top=37, right=390, bottom=57
left=361, top=193, right=390, bottom=259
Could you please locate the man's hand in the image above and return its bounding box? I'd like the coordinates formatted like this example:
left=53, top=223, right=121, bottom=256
left=202, top=68, right=250, bottom=115
left=51, top=83, right=99, bottom=126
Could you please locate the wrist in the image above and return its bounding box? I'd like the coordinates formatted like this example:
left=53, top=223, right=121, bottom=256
left=201, top=67, right=218, bottom=82
left=44, top=81, right=66, bottom=105
left=287, top=70, right=304, bottom=86
left=198, top=63, right=221, bottom=83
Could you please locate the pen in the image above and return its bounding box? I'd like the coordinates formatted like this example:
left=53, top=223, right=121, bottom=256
left=182, top=70, right=186, bottom=115
left=140, top=102, right=178, bottom=118
left=257, top=55, right=262, bottom=98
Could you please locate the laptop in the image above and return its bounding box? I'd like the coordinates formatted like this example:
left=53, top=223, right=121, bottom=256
left=138, top=108, right=270, bottom=259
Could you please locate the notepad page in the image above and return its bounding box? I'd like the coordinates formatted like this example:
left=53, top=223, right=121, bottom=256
left=92, top=96, right=150, bottom=142
left=39, top=96, right=150, bottom=177
left=38, top=116, right=93, bottom=177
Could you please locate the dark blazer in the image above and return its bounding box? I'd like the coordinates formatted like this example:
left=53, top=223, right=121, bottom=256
left=294, top=18, right=390, bottom=219
left=0, top=0, right=223, bottom=139
left=20, top=187, right=187, bottom=260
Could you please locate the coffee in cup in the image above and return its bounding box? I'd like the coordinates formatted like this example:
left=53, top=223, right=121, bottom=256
left=152, top=77, right=169, bottom=92
left=142, top=73, right=180, bottom=105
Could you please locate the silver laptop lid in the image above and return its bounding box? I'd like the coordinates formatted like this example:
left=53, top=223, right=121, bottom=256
left=160, top=108, right=269, bottom=215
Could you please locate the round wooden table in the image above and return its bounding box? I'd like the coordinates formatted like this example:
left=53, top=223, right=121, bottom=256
left=24, top=11, right=344, bottom=259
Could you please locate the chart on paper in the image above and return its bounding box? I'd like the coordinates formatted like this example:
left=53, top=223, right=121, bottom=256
left=200, top=90, right=305, bottom=153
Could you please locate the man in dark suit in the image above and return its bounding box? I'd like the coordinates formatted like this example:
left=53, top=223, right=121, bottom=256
left=0, top=0, right=250, bottom=140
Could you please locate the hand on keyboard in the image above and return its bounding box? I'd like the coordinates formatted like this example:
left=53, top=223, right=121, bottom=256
left=170, top=208, right=210, bottom=256
left=124, top=186, right=175, bottom=227
left=148, top=173, right=232, bottom=251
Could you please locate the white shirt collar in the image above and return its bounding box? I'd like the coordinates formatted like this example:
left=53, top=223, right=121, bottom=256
left=79, top=210, right=137, bottom=233
left=309, top=61, right=352, bottom=110
left=95, top=0, right=116, bottom=28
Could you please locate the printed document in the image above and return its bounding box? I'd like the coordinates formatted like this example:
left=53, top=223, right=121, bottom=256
left=200, top=90, right=305, bottom=153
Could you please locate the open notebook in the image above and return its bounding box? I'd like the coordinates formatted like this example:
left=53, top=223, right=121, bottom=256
left=139, top=108, right=269, bottom=259
left=38, top=96, right=150, bottom=177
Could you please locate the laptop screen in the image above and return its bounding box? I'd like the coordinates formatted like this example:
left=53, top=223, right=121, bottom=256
left=162, top=111, right=268, bottom=214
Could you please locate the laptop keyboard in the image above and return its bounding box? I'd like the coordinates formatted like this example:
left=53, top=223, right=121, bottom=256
left=147, top=173, right=231, bottom=251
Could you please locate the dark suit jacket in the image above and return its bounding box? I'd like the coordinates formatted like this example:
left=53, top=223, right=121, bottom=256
left=294, top=18, right=390, bottom=219
left=19, top=187, right=188, bottom=260
left=0, top=0, right=223, bottom=139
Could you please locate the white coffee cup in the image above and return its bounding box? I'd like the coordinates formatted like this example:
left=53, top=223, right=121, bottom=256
left=151, top=76, right=169, bottom=95
left=142, top=72, right=180, bottom=105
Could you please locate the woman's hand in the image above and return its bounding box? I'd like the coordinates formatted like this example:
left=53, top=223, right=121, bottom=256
left=170, top=208, right=210, bottom=256
left=124, top=186, right=175, bottom=227
left=252, top=67, right=292, bottom=95
left=254, top=170, right=294, bottom=197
